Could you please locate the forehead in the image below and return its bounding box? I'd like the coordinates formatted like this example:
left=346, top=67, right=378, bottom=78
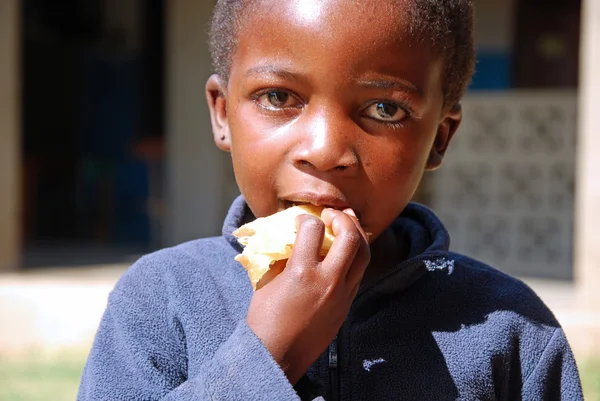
left=243, top=0, right=412, bottom=46
left=231, top=0, right=441, bottom=93
left=281, top=1, right=405, bottom=37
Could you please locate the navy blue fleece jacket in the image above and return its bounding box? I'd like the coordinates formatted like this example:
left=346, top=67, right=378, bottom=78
left=78, top=196, right=583, bottom=400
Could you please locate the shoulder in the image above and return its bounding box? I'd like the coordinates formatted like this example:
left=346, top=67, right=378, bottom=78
left=420, top=254, right=581, bottom=398
left=453, top=252, right=557, bottom=322
left=109, top=236, right=247, bottom=305
left=419, top=252, right=560, bottom=333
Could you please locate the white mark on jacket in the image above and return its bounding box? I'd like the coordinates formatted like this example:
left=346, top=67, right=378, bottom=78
left=363, top=358, right=386, bottom=372
left=424, top=258, right=455, bottom=275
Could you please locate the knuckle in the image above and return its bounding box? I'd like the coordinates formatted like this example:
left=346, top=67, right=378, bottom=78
left=290, top=264, right=314, bottom=283
left=322, top=282, right=338, bottom=300
left=299, top=215, right=325, bottom=232
left=341, top=230, right=362, bottom=248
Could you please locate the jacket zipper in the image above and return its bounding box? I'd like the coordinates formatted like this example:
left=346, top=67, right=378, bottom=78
left=325, top=254, right=444, bottom=400
left=329, top=334, right=340, bottom=401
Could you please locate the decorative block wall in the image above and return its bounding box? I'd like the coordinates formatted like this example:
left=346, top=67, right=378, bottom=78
left=424, top=92, right=577, bottom=279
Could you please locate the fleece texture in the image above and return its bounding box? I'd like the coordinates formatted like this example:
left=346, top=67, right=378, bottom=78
left=78, top=196, right=583, bottom=400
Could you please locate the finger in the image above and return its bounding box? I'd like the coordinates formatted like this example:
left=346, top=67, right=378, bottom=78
left=344, top=209, right=371, bottom=282
left=320, top=209, right=363, bottom=279
left=345, top=237, right=371, bottom=287
left=322, top=209, right=371, bottom=285
left=342, top=208, right=370, bottom=244
left=287, top=214, right=326, bottom=270
left=349, top=279, right=361, bottom=302
left=343, top=210, right=373, bottom=245
left=342, top=209, right=371, bottom=284
left=321, top=208, right=368, bottom=243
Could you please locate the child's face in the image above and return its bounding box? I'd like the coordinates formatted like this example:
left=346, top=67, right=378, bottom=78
left=207, top=0, right=461, bottom=241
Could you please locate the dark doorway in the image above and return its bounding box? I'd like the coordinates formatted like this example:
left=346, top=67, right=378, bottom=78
left=512, top=0, right=581, bottom=88
left=21, top=0, right=165, bottom=267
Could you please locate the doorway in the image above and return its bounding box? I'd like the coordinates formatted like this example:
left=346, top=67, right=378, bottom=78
left=512, top=0, right=581, bottom=88
left=21, top=0, right=165, bottom=267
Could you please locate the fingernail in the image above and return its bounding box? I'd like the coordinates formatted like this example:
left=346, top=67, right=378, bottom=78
left=344, top=208, right=357, bottom=218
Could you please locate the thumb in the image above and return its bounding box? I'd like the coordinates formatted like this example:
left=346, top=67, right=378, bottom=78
left=287, top=214, right=326, bottom=270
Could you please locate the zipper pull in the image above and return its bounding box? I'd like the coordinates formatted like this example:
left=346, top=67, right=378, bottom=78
left=329, top=335, right=338, bottom=368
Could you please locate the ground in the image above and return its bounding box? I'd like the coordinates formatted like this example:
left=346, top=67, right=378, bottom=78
left=0, top=350, right=599, bottom=400
left=0, top=350, right=84, bottom=401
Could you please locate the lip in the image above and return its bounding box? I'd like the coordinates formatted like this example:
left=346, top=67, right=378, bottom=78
left=279, top=191, right=353, bottom=211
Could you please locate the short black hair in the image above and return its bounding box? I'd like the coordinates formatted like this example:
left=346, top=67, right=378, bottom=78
left=209, top=0, right=475, bottom=109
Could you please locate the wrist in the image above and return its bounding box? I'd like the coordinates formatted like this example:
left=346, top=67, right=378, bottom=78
left=246, top=317, right=305, bottom=385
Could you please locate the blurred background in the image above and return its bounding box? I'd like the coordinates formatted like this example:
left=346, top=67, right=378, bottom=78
left=1, top=0, right=599, bottom=399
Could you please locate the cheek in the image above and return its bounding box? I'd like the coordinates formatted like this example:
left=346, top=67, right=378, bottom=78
left=365, top=136, right=431, bottom=183
left=229, top=97, right=287, bottom=139
left=230, top=155, right=277, bottom=218
left=228, top=122, right=288, bottom=216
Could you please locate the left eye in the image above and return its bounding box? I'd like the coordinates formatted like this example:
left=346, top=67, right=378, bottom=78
left=363, top=102, right=406, bottom=122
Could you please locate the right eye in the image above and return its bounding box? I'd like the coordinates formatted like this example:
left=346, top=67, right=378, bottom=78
left=255, top=91, right=301, bottom=109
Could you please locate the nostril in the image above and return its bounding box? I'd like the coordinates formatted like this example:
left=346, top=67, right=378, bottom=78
left=298, top=160, right=313, bottom=168
left=335, top=165, right=349, bottom=171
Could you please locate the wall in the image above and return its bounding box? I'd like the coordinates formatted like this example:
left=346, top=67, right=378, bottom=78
left=576, top=0, right=600, bottom=310
left=427, top=91, right=577, bottom=280
left=165, top=1, right=238, bottom=246
left=472, top=0, right=516, bottom=90
left=475, top=0, right=516, bottom=51
left=0, top=0, right=21, bottom=271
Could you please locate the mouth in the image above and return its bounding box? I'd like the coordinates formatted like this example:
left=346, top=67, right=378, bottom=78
left=278, top=192, right=361, bottom=220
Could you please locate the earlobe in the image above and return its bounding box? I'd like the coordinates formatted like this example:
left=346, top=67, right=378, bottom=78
left=426, top=103, right=462, bottom=170
left=206, top=74, right=232, bottom=152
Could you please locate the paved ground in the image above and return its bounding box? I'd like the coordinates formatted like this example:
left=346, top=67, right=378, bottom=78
left=0, top=265, right=125, bottom=355
left=524, top=278, right=600, bottom=359
left=1, top=265, right=599, bottom=359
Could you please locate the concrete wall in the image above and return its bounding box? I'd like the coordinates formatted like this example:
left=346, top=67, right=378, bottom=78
left=165, top=1, right=238, bottom=246
left=0, top=0, right=21, bottom=271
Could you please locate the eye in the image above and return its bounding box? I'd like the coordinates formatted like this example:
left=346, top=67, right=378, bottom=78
left=363, top=102, right=407, bottom=123
left=255, top=91, right=301, bottom=109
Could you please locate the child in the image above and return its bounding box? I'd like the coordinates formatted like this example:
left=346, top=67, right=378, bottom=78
left=78, top=0, right=583, bottom=399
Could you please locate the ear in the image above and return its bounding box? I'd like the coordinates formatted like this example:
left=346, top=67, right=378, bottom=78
left=206, top=74, right=231, bottom=152
left=426, top=103, right=462, bottom=170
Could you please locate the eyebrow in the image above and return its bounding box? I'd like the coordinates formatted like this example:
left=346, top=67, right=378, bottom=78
left=244, top=66, right=309, bottom=85
left=245, top=66, right=423, bottom=96
left=357, top=79, right=422, bottom=96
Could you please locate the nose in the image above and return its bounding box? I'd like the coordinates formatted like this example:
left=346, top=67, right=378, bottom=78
left=291, top=112, right=359, bottom=173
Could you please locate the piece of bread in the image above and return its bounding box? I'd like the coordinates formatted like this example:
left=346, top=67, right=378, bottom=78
left=233, top=205, right=335, bottom=290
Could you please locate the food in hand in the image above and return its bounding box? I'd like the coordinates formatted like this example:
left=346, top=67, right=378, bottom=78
left=233, top=205, right=335, bottom=290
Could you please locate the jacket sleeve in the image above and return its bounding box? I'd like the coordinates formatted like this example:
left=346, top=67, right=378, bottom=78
left=77, top=257, right=301, bottom=401
left=521, top=328, right=584, bottom=400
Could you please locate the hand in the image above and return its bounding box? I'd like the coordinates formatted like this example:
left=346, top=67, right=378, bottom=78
left=246, top=208, right=371, bottom=384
